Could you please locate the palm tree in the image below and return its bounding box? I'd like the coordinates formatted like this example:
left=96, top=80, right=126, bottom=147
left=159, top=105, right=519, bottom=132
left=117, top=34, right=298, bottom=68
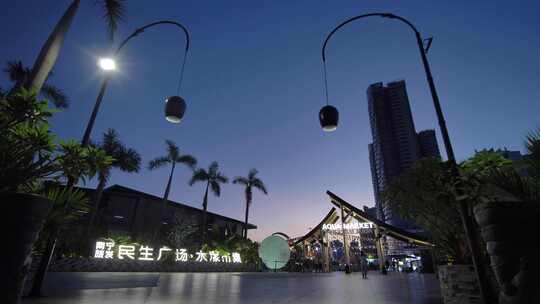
left=148, top=140, right=197, bottom=240
left=3, top=60, right=68, bottom=108
left=88, top=129, right=140, bottom=232
left=189, top=161, right=229, bottom=241
left=233, top=169, right=267, bottom=238
left=26, top=0, right=126, bottom=93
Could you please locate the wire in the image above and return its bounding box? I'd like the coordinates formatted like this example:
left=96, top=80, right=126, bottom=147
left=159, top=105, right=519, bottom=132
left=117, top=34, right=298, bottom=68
left=323, top=60, right=330, bottom=105
left=176, top=50, right=188, bottom=95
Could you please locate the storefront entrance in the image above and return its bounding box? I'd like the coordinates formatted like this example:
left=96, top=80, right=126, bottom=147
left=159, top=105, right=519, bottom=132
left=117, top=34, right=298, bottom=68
left=290, top=191, right=434, bottom=273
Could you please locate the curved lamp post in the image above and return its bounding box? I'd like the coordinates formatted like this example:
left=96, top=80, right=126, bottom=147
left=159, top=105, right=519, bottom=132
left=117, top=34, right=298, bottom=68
left=318, top=13, right=491, bottom=302
left=31, top=20, right=192, bottom=297
left=81, top=20, right=191, bottom=146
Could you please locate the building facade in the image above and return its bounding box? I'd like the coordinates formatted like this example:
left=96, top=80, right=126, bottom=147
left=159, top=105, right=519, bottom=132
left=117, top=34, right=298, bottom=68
left=367, top=80, right=440, bottom=255
left=85, top=184, right=255, bottom=240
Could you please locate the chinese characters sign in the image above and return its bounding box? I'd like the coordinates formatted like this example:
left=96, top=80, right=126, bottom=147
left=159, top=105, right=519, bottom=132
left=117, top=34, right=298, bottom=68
left=94, top=241, right=242, bottom=263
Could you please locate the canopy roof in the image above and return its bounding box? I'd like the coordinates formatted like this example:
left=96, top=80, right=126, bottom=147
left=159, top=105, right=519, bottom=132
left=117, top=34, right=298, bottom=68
left=293, top=191, right=433, bottom=248
left=292, top=207, right=339, bottom=246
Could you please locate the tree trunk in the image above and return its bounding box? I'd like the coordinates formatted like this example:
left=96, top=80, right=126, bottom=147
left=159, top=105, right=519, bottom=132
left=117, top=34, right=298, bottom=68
left=26, top=0, right=80, bottom=93
left=81, top=77, right=111, bottom=147
left=87, top=173, right=107, bottom=234
left=202, top=181, right=209, bottom=242
left=243, top=188, right=252, bottom=239
left=153, top=162, right=175, bottom=242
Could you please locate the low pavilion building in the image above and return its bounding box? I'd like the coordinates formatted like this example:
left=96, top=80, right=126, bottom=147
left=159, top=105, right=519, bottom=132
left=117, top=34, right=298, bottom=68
left=292, top=191, right=434, bottom=272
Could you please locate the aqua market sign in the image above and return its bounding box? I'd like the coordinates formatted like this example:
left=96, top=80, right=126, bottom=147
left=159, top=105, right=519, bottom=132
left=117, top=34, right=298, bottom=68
left=322, top=222, right=375, bottom=231
left=93, top=240, right=242, bottom=264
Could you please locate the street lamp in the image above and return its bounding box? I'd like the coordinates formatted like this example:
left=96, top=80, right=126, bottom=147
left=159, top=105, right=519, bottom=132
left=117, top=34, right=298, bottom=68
left=81, top=20, right=191, bottom=146
left=318, top=12, right=491, bottom=302
left=30, top=20, right=193, bottom=297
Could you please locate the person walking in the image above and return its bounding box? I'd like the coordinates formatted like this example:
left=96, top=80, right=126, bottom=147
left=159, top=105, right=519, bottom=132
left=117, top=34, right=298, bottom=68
left=360, top=251, right=369, bottom=279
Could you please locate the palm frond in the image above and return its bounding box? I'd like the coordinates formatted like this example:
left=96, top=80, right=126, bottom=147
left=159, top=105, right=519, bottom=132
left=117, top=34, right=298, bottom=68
left=96, top=0, right=126, bottom=42
left=165, top=139, right=179, bottom=160
left=488, top=168, right=540, bottom=201
left=252, top=178, right=268, bottom=195
left=233, top=176, right=249, bottom=185
left=248, top=168, right=258, bottom=180
left=100, top=128, right=123, bottom=159
left=4, top=60, right=29, bottom=84
left=216, top=172, right=229, bottom=184
left=524, top=128, right=540, bottom=176
left=116, top=147, right=141, bottom=173
left=177, top=154, right=197, bottom=169
left=209, top=161, right=219, bottom=175
left=148, top=156, right=170, bottom=170
left=43, top=186, right=90, bottom=228
left=210, top=181, right=221, bottom=197
left=189, top=168, right=209, bottom=186
left=41, top=83, right=68, bottom=108
left=525, top=128, right=540, bottom=151
left=99, top=129, right=140, bottom=173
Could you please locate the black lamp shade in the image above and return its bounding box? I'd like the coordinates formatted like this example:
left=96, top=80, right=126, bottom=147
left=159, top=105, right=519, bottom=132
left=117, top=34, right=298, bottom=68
left=164, top=96, right=186, bottom=123
left=319, top=105, right=339, bottom=132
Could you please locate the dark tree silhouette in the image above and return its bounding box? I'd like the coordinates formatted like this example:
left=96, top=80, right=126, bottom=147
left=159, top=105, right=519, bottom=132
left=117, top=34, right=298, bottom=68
left=233, top=169, right=267, bottom=238
left=3, top=60, right=68, bottom=108
left=26, top=0, right=126, bottom=92
left=189, top=161, right=228, bottom=241
left=148, top=140, right=196, bottom=241
left=88, top=129, right=140, bottom=232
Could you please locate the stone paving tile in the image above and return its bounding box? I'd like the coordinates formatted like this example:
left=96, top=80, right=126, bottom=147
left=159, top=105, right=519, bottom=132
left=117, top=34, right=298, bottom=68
left=22, top=271, right=442, bottom=304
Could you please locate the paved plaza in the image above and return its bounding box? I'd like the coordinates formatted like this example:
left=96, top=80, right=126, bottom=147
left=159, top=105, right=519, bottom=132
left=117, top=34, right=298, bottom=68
left=22, top=271, right=442, bottom=304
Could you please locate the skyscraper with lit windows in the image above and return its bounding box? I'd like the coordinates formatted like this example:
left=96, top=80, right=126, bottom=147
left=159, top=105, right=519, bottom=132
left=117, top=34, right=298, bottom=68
left=367, top=80, right=440, bottom=255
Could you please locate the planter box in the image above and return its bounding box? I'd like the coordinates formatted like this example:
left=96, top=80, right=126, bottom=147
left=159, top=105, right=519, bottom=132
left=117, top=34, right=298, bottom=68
left=438, top=265, right=481, bottom=304
left=1, top=192, right=52, bottom=304
left=473, top=201, right=540, bottom=303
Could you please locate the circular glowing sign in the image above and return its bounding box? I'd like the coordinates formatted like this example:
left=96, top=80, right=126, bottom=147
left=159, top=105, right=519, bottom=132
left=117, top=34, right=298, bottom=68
left=258, top=234, right=290, bottom=270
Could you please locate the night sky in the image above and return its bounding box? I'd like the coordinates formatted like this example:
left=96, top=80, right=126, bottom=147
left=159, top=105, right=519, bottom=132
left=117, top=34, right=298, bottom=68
left=2, top=0, right=539, bottom=241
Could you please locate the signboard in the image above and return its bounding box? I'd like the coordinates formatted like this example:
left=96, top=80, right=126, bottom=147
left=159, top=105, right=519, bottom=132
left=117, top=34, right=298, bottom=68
left=322, top=222, right=375, bottom=231
left=93, top=241, right=242, bottom=264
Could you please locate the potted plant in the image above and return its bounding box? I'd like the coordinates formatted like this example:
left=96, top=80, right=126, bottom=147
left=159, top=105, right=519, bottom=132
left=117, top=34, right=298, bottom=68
left=0, top=89, right=112, bottom=304
left=382, top=157, right=494, bottom=303
left=464, top=140, right=540, bottom=303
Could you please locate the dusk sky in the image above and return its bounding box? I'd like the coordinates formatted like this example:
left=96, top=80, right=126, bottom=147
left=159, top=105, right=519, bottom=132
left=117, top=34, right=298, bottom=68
left=2, top=0, right=539, bottom=241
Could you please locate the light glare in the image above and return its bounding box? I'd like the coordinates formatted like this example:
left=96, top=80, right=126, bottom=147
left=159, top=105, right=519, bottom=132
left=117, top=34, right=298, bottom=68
left=322, top=125, right=337, bottom=132
left=99, top=58, right=116, bottom=71
left=165, top=115, right=182, bottom=123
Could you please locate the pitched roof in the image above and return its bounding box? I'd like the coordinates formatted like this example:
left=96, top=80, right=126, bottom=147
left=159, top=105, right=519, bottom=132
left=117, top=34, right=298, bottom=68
left=101, top=184, right=256, bottom=229
left=326, top=191, right=433, bottom=247
left=292, top=207, right=339, bottom=246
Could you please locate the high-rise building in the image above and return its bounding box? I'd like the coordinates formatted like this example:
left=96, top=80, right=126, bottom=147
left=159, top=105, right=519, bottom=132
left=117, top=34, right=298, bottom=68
left=367, top=80, right=440, bottom=254
left=418, top=130, right=440, bottom=158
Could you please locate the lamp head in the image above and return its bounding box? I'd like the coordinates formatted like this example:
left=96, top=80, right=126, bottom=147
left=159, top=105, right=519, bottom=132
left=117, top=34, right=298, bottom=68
left=98, top=57, right=116, bottom=71
left=319, top=105, right=339, bottom=132
left=164, top=96, right=186, bottom=123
